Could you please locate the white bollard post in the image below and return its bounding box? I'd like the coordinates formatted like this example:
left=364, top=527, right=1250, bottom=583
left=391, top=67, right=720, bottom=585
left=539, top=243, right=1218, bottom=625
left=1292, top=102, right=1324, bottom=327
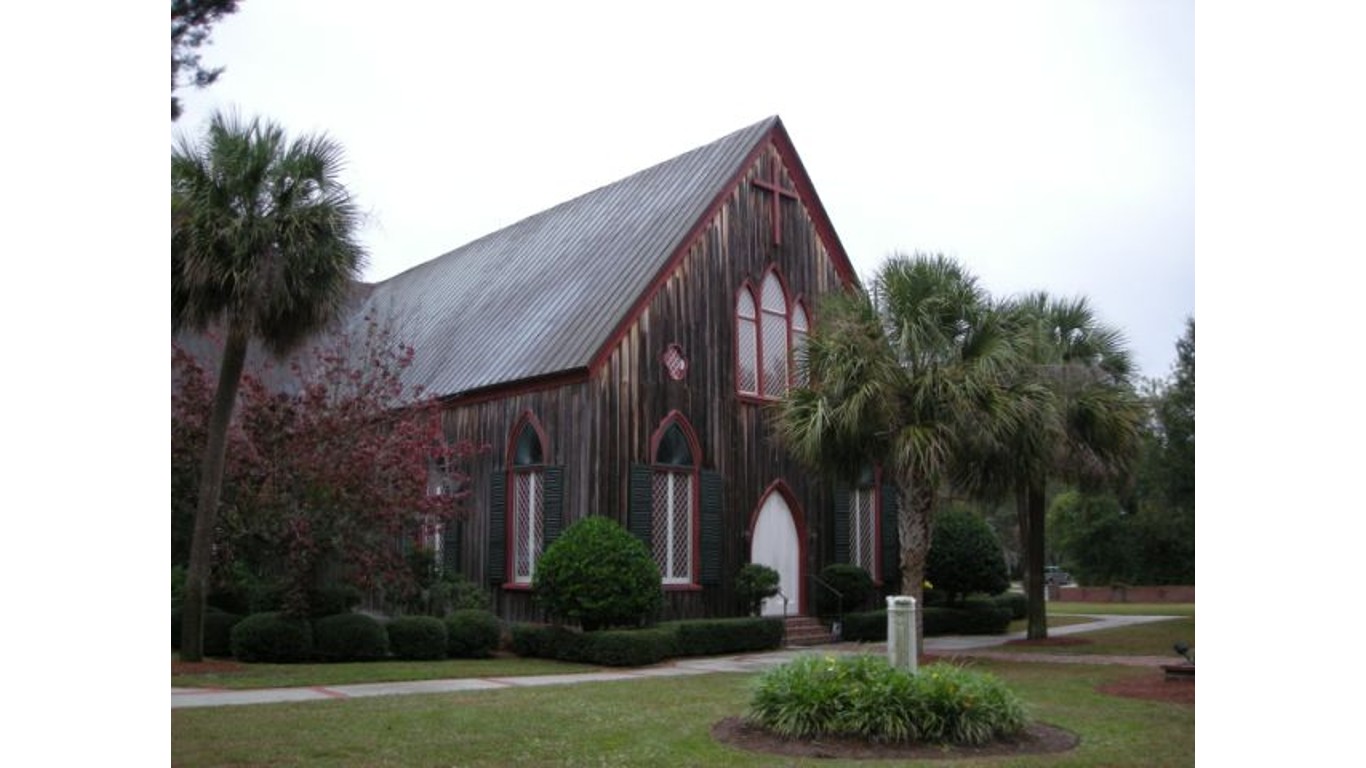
left=886, top=596, right=918, bottom=673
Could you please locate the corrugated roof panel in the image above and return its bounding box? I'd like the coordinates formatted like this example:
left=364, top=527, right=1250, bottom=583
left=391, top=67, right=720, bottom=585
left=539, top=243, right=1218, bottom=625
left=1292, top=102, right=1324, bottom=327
left=350, top=116, right=778, bottom=398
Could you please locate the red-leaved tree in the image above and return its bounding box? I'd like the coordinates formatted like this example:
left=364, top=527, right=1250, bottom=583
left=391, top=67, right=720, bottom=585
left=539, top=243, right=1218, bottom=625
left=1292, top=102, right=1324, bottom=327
left=172, top=317, right=482, bottom=617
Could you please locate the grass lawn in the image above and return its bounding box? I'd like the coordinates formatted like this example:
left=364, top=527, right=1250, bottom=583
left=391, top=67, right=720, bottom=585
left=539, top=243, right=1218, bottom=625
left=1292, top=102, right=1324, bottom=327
left=1012, top=616, right=1196, bottom=658
left=1048, top=601, right=1195, bottom=617
left=1007, top=614, right=1096, bottom=634
left=173, top=654, right=599, bottom=690
left=173, top=658, right=1194, bottom=767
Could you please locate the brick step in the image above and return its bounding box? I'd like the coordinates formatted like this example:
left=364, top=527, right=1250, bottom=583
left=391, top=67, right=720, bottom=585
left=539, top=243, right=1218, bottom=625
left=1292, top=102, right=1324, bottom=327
left=783, top=616, right=833, bottom=647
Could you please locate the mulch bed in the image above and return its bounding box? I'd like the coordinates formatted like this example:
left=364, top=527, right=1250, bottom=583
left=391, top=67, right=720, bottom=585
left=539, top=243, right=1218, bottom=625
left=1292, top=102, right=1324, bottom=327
left=1098, top=668, right=1195, bottom=705
left=711, top=718, right=1080, bottom=761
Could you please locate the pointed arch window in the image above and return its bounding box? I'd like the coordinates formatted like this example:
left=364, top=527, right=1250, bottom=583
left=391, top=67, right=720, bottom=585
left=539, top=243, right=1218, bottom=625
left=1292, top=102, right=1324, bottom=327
left=760, top=271, right=789, bottom=398
left=791, top=299, right=810, bottom=387
left=510, top=419, right=546, bottom=585
left=736, top=288, right=759, bottom=395
left=737, top=269, right=807, bottom=399
left=650, top=417, right=698, bottom=585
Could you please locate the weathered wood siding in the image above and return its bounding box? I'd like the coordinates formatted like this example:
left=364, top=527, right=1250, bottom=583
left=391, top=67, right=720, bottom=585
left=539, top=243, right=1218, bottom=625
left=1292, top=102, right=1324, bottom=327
left=442, top=145, right=850, bottom=622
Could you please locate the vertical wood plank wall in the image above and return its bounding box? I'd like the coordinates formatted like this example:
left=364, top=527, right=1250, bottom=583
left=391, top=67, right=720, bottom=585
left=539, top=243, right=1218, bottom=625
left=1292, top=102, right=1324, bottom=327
left=441, top=146, right=850, bottom=622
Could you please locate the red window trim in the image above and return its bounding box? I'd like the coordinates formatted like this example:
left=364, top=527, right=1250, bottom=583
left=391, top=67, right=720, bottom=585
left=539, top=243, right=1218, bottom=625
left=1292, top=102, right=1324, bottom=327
left=737, top=267, right=804, bottom=401
left=506, top=412, right=549, bottom=587
left=649, top=412, right=702, bottom=586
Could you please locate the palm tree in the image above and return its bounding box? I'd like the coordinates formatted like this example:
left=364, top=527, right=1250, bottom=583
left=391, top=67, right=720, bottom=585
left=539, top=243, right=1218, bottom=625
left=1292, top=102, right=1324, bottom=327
left=172, top=111, right=366, bottom=661
left=966, top=292, right=1146, bottom=639
left=776, top=252, right=1033, bottom=643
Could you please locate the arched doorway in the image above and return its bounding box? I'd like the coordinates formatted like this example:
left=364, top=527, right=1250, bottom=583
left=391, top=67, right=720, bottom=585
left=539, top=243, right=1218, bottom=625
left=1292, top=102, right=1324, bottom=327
left=749, top=487, right=804, bottom=616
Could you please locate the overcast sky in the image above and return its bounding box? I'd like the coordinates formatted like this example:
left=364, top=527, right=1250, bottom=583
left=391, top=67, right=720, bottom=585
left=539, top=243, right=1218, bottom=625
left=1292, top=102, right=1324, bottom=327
left=174, top=0, right=1193, bottom=382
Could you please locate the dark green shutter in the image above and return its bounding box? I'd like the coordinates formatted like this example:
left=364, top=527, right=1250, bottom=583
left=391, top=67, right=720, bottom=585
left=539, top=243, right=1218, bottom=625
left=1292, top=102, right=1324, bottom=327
left=880, top=482, right=900, bottom=586
left=832, top=486, right=850, bottom=564
left=487, top=470, right=507, bottom=585
left=543, top=466, right=564, bottom=549
left=628, top=464, right=653, bottom=547
left=699, top=470, right=723, bottom=586
left=442, top=519, right=462, bottom=574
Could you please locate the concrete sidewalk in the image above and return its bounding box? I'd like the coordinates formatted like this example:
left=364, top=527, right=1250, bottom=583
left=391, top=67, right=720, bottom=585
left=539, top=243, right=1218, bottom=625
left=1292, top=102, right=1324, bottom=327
left=172, top=613, right=1181, bottom=709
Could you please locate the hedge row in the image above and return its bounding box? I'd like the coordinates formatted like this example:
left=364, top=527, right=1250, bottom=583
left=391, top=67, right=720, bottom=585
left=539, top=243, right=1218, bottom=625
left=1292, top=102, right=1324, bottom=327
left=660, top=618, right=785, bottom=657
left=178, top=611, right=787, bottom=667
left=175, top=609, right=505, bottom=664
left=840, top=597, right=1015, bottom=642
left=511, top=617, right=784, bottom=667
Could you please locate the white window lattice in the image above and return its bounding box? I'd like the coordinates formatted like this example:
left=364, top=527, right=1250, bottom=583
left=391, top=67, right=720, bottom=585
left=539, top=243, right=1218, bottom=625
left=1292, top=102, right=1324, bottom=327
left=513, top=470, right=543, bottom=583
left=737, top=290, right=758, bottom=394
left=760, top=273, right=789, bottom=397
left=850, top=487, right=876, bottom=573
left=791, top=301, right=809, bottom=387
left=651, top=470, right=693, bottom=583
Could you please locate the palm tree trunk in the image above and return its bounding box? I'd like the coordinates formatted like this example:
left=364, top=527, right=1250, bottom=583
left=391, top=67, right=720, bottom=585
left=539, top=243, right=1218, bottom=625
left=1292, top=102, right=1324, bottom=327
left=179, top=325, right=249, bottom=662
left=896, top=473, right=937, bottom=649
left=1018, top=481, right=1049, bottom=640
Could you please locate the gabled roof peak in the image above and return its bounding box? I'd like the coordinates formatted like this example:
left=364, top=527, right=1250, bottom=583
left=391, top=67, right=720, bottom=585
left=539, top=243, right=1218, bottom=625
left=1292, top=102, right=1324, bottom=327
left=351, top=117, right=787, bottom=398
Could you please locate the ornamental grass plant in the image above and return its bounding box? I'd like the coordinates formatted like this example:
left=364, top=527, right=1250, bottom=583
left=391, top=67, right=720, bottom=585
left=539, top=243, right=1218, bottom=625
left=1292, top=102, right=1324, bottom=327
left=747, top=654, right=1027, bottom=745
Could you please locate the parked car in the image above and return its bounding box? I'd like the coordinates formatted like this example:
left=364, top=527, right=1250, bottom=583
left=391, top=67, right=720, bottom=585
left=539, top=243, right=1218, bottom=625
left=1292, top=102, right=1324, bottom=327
left=1044, top=565, right=1072, bottom=587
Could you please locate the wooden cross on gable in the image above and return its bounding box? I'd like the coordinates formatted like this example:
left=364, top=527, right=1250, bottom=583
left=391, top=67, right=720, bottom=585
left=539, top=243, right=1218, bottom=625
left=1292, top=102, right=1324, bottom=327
left=751, top=150, right=799, bottom=246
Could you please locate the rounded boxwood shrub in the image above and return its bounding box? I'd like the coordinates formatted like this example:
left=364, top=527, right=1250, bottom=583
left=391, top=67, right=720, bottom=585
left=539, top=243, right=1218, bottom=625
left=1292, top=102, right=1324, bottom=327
left=993, top=591, right=1028, bottom=621
left=533, top=516, right=662, bottom=631
left=313, top=613, right=390, bottom=662
left=735, top=563, right=781, bottom=616
left=445, top=609, right=501, bottom=658
left=204, top=610, right=244, bottom=656
left=926, top=507, right=1010, bottom=605
left=230, top=612, right=314, bottom=663
left=816, top=564, right=875, bottom=616
left=749, top=655, right=1026, bottom=745
left=172, top=606, right=242, bottom=655
left=388, top=616, right=449, bottom=660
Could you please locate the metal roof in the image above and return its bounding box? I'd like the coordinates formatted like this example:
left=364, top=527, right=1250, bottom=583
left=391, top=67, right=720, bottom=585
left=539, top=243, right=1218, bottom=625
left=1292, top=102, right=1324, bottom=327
left=347, top=116, right=780, bottom=399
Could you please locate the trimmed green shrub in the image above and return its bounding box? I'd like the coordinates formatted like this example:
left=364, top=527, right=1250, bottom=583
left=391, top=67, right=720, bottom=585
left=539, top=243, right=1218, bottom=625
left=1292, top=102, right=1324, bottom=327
left=313, top=613, right=390, bottom=662
left=509, top=623, right=585, bottom=661
left=840, top=610, right=887, bottom=642
left=173, top=606, right=242, bottom=654
left=204, top=611, right=244, bottom=656
left=816, top=564, right=875, bottom=616
left=993, top=591, right=1028, bottom=621
left=926, top=507, right=1009, bottom=605
left=387, top=616, right=449, bottom=660
left=924, top=599, right=1013, bottom=636
left=425, top=572, right=492, bottom=615
left=307, top=585, right=364, bottom=619
left=533, top=516, right=662, bottom=630
left=839, top=599, right=1012, bottom=640
left=748, top=655, right=1026, bottom=745
left=230, top=612, right=314, bottom=663
left=445, top=609, right=501, bottom=658
left=578, top=628, right=676, bottom=667
left=663, top=618, right=785, bottom=656
left=735, top=564, right=781, bottom=616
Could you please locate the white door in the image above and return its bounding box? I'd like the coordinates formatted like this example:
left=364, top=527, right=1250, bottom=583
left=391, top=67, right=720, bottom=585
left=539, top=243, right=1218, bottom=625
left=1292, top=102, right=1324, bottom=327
left=750, top=492, right=801, bottom=616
